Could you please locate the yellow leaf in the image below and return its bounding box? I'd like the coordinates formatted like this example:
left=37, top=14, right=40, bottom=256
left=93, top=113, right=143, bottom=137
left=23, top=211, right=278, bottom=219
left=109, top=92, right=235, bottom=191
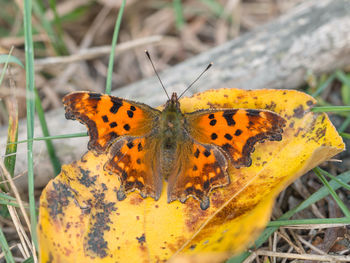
left=38, top=89, right=344, bottom=263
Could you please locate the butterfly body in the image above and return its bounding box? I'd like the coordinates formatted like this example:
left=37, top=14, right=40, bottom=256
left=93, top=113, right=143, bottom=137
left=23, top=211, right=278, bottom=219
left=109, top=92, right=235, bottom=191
left=63, top=91, right=286, bottom=210
left=159, top=93, right=185, bottom=162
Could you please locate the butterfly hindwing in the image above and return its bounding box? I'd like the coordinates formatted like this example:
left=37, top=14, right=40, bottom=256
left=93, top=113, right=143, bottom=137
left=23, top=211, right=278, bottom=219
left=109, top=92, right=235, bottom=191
left=63, top=92, right=160, bottom=152
left=105, top=136, right=162, bottom=200
left=186, top=109, right=286, bottom=168
left=167, top=137, right=229, bottom=210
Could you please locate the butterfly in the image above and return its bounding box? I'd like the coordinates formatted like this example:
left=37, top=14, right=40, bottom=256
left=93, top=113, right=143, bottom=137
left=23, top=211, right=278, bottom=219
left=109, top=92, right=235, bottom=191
left=63, top=88, right=286, bottom=210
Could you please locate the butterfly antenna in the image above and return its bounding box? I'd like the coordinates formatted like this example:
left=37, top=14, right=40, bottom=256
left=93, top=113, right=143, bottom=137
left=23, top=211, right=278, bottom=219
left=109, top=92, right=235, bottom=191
left=178, top=62, right=213, bottom=99
left=145, top=50, right=170, bottom=100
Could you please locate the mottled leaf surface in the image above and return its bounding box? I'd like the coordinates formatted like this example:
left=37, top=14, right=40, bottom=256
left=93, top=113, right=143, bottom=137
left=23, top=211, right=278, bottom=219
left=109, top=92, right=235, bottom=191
left=38, top=89, right=344, bottom=263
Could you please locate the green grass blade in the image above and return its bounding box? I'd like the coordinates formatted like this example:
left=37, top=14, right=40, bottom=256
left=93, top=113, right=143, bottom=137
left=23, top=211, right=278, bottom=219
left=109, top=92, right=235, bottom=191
left=314, top=167, right=350, bottom=218
left=48, top=0, right=67, bottom=53
left=11, top=132, right=87, bottom=145
left=105, top=0, right=126, bottom=95
left=318, top=167, right=350, bottom=192
left=1, top=48, right=19, bottom=182
left=23, top=0, right=38, bottom=250
left=23, top=256, right=34, bottom=263
left=0, top=47, right=15, bottom=85
left=0, top=193, right=23, bottom=208
left=173, top=0, right=185, bottom=29
left=0, top=193, right=17, bottom=201
left=199, top=0, right=225, bottom=17
left=311, top=106, right=350, bottom=112
left=268, top=217, right=350, bottom=227
left=335, top=70, right=350, bottom=105
left=228, top=169, right=350, bottom=263
left=0, top=54, right=24, bottom=68
left=336, top=70, right=350, bottom=87
left=311, top=73, right=336, bottom=97
left=32, top=0, right=67, bottom=55
left=339, top=115, right=350, bottom=132
left=0, top=200, right=22, bottom=207
left=34, top=88, right=61, bottom=175
left=0, top=227, right=15, bottom=263
left=4, top=97, right=18, bottom=179
left=340, top=132, right=350, bottom=139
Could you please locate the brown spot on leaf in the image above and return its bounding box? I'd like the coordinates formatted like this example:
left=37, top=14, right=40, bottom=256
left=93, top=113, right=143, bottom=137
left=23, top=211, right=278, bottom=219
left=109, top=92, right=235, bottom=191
left=265, top=101, right=277, bottom=111
left=78, top=168, right=97, bottom=187
left=130, top=195, right=144, bottom=205
left=85, top=191, right=117, bottom=258
left=136, top=233, right=146, bottom=245
left=293, top=105, right=305, bottom=118
left=306, top=100, right=314, bottom=106
left=46, top=182, right=74, bottom=220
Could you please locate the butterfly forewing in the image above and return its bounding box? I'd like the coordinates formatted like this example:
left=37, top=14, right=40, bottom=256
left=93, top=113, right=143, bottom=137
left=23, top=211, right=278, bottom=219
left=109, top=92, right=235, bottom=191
left=186, top=109, right=286, bottom=168
left=63, top=92, right=160, bottom=152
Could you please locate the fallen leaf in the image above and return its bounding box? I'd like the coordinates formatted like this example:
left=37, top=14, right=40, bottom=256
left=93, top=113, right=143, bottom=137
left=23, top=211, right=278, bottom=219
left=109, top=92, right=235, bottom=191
left=38, top=89, right=344, bottom=263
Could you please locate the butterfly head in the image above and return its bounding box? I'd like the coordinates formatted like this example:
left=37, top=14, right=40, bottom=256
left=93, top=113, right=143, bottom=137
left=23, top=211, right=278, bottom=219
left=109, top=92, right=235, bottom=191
left=164, top=92, right=181, bottom=113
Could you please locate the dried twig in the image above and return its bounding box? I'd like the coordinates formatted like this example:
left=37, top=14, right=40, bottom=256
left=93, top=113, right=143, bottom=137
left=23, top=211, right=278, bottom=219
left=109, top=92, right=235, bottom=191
left=34, top=35, right=165, bottom=70
left=254, top=250, right=350, bottom=262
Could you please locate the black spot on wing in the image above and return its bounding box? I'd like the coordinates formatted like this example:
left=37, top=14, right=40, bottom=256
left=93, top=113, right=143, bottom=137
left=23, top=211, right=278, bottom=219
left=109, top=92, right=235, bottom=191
left=102, top=115, right=109, bottom=123
left=223, top=110, right=237, bottom=126
left=194, top=148, right=200, bottom=158
left=127, top=110, right=134, bottom=118
left=127, top=141, right=134, bottom=149
left=203, top=149, right=211, bottom=157
left=109, top=122, right=117, bottom=128
left=89, top=93, right=102, bottom=100
left=209, top=119, right=217, bottom=126
left=235, top=129, right=242, bottom=136
left=123, top=124, right=130, bottom=131
left=121, top=171, right=127, bottom=180
left=110, top=98, right=123, bottom=114
left=224, top=133, right=232, bottom=140
left=109, top=131, right=118, bottom=139
left=246, top=109, right=260, bottom=117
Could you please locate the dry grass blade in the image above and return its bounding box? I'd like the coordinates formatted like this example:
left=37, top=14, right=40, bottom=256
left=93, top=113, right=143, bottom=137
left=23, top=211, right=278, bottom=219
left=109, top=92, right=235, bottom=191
left=297, top=235, right=327, bottom=255
left=0, top=162, right=31, bottom=234
left=0, top=244, right=17, bottom=260
left=282, top=223, right=349, bottom=229
left=253, top=250, right=350, bottom=262
left=7, top=206, right=32, bottom=259
left=53, top=6, right=112, bottom=92
left=34, top=35, right=165, bottom=70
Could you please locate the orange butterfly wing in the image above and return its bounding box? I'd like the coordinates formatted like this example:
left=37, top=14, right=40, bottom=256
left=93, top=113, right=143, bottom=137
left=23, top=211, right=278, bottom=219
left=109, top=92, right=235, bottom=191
left=105, top=136, right=162, bottom=200
left=63, top=92, right=160, bottom=152
left=63, top=92, right=162, bottom=199
left=167, top=138, right=229, bottom=210
left=186, top=109, right=286, bottom=168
